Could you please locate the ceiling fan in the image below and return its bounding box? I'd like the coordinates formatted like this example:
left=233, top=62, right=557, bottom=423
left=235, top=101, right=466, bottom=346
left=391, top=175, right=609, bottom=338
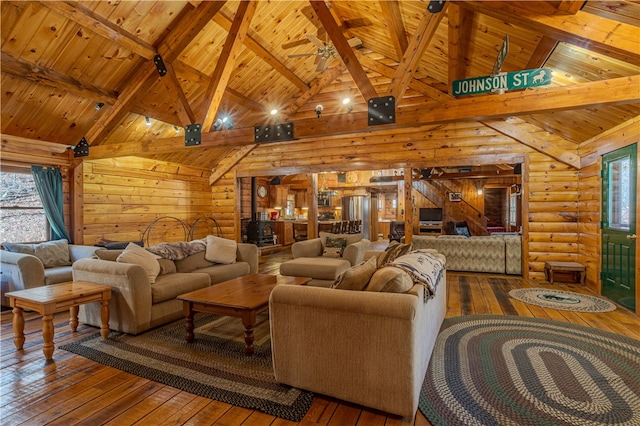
left=288, top=34, right=362, bottom=72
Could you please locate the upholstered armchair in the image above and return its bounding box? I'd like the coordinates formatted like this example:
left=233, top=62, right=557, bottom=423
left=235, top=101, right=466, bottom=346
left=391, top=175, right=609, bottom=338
left=388, top=221, right=405, bottom=242
left=279, top=232, right=371, bottom=287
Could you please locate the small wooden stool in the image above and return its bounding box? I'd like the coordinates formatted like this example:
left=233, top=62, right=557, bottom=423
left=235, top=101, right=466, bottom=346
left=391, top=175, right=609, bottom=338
left=544, top=261, right=586, bottom=285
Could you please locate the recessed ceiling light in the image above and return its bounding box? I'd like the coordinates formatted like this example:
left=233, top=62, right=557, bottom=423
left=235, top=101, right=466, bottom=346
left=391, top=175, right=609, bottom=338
left=270, top=109, right=278, bottom=115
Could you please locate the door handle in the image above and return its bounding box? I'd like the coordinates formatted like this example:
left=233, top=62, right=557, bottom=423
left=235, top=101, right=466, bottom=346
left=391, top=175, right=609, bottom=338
left=627, top=234, right=637, bottom=240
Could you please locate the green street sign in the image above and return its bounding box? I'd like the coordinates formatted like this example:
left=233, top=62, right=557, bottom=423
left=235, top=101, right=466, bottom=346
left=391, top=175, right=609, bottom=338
left=452, top=68, right=553, bottom=97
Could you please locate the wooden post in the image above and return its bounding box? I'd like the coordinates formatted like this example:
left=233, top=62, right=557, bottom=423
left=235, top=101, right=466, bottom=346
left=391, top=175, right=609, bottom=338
left=404, top=167, right=413, bottom=244
left=308, top=174, right=318, bottom=239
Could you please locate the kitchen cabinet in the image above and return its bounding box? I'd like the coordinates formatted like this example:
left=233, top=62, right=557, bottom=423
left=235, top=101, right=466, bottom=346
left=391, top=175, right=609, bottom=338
left=274, top=221, right=294, bottom=246
left=270, top=185, right=289, bottom=208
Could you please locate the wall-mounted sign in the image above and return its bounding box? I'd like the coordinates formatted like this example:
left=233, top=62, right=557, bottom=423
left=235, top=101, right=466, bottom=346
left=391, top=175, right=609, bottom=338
left=452, top=68, right=553, bottom=97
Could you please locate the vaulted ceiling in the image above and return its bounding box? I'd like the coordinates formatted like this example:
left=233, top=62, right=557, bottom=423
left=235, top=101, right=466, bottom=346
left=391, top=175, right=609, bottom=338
left=1, top=1, right=639, bottom=173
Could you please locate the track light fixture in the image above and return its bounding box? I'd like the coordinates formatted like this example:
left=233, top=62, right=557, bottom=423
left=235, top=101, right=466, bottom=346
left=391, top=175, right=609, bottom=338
left=95, top=102, right=105, bottom=111
left=315, top=104, right=323, bottom=118
left=145, top=116, right=151, bottom=126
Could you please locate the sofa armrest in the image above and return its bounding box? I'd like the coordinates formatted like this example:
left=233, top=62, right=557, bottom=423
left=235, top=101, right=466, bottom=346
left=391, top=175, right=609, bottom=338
left=269, top=284, right=424, bottom=417
left=291, top=238, right=322, bottom=258
left=72, top=258, right=152, bottom=335
left=1, top=252, right=45, bottom=304
left=342, top=239, right=371, bottom=266
left=236, top=243, right=259, bottom=274
left=69, top=244, right=100, bottom=262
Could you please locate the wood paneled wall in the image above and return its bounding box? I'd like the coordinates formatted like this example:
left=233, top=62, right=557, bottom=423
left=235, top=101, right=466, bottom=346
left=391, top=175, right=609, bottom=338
left=578, top=118, right=639, bottom=305
left=80, top=157, right=212, bottom=246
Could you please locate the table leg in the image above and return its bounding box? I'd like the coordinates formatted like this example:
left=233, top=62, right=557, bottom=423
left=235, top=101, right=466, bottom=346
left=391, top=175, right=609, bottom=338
left=42, top=314, right=55, bottom=361
left=100, top=299, right=110, bottom=339
left=184, top=302, right=195, bottom=343
left=69, top=306, right=79, bottom=332
left=242, top=311, right=257, bottom=355
left=12, top=306, right=25, bottom=351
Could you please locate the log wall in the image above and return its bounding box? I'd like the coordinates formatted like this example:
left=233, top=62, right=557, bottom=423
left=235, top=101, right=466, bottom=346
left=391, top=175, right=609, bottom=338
left=80, top=157, right=213, bottom=246
left=578, top=118, right=639, bottom=304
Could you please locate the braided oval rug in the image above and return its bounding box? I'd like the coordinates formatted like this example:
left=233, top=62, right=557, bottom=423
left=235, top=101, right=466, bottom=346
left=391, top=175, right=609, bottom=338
left=419, top=315, right=640, bottom=426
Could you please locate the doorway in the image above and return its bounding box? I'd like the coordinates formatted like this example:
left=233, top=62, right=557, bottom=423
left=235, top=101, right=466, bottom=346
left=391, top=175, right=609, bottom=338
left=601, top=144, right=637, bottom=311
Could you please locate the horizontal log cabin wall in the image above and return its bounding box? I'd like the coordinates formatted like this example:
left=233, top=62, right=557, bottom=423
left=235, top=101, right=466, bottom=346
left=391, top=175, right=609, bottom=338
left=79, top=157, right=213, bottom=246
left=578, top=118, right=639, bottom=307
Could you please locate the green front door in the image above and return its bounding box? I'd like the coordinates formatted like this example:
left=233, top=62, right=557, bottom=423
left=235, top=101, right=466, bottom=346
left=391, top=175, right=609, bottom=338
left=601, top=144, right=637, bottom=311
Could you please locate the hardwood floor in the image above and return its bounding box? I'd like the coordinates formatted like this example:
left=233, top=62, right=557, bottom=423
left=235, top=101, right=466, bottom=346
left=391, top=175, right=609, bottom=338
left=2, top=250, right=639, bottom=426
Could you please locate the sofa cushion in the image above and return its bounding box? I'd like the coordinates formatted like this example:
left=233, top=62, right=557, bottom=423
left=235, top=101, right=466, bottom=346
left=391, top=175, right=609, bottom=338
left=44, top=266, right=73, bottom=285
left=151, top=272, right=210, bottom=304
left=365, top=266, right=413, bottom=293
left=377, top=241, right=413, bottom=267
left=193, top=262, right=252, bottom=285
left=3, top=242, right=35, bottom=254
left=205, top=235, right=237, bottom=264
left=322, top=236, right=347, bottom=258
left=158, top=258, right=177, bottom=275
left=95, top=249, right=122, bottom=261
left=175, top=251, right=215, bottom=272
left=280, top=257, right=351, bottom=281
left=33, top=239, right=72, bottom=268
left=117, top=242, right=161, bottom=284
left=332, top=255, right=377, bottom=291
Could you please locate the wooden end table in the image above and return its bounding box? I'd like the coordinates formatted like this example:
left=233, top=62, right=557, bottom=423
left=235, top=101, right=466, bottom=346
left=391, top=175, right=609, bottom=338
left=177, top=273, right=310, bottom=355
left=544, top=261, right=587, bottom=285
left=6, top=281, right=112, bottom=361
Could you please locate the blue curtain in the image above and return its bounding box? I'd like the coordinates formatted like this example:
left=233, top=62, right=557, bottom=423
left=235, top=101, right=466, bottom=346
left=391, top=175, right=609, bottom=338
left=31, top=166, right=72, bottom=242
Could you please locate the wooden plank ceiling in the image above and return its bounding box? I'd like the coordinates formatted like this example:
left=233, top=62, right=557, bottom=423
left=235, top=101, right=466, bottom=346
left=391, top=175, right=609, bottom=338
left=1, top=0, right=639, bottom=172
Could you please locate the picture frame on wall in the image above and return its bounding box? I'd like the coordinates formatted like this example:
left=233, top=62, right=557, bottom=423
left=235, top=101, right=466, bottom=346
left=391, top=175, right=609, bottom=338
left=449, top=192, right=462, bottom=202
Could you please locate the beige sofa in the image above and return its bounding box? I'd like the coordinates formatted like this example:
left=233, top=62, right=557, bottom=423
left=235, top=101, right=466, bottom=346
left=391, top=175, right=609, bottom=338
left=1, top=239, right=99, bottom=306
left=410, top=234, right=522, bottom=274
left=72, top=242, right=258, bottom=335
left=270, top=250, right=447, bottom=418
left=279, top=232, right=371, bottom=287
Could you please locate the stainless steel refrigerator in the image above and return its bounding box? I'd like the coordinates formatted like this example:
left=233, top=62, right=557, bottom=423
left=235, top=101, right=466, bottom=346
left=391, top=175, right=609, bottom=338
left=341, top=195, right=370, bottom=239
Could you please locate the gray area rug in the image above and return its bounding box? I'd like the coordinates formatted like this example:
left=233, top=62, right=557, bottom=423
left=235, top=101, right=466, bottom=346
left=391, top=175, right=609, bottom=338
left=60, top=312, right=313, bottom=421
left=420, top=315, right=640, bottom=426
left=509, top=287, right=616, bottom=312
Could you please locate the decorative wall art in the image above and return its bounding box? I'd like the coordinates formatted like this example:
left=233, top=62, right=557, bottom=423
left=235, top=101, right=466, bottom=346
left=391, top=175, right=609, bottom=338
left=449, top=192, right=462, bottom=202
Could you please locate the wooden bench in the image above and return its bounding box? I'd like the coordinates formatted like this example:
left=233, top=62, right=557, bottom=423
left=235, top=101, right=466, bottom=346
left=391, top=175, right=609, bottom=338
left=544, top=261, right=586, bottom=285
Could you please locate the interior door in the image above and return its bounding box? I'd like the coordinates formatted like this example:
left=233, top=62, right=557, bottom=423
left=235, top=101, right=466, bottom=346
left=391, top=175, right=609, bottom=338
left=601, top=144, right=637, bottom=311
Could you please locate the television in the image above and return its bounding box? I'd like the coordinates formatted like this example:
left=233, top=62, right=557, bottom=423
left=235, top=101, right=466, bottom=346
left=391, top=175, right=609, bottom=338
left=419, top=208, right=443, bottom=223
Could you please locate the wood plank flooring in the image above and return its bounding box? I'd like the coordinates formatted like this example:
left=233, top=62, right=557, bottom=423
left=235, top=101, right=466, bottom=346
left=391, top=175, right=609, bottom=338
left=1, top=250, right=639, bottom=425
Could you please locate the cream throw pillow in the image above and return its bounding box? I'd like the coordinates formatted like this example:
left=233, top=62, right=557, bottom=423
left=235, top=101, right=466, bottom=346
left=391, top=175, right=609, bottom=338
left=33, top=239, right=72, bottom=268
left=116, top=242, right=161, bottom=284
left=332, top=255, right=378, bottom=291
left=205, top=235, right=237, bottom=264
left=365, top=266, right=413, bottom=293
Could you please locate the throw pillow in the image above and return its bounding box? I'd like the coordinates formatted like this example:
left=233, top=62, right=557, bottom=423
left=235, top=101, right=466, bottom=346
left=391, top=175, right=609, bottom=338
left=365, top=266, right=414, bottom=293
left=157, top=258, right=177, bottom=275
left=95, top=249, right=123, bottom=261
left=116, top=242, right=161, bottom=284
left=332, top=255, right=378, bottom=291
left=322, top=236, right=347, bottom=258
left=205, top=235, right=237, bottom=264
left=33, top=239, right=72, bottom=268
left=376, top=241, right=413, bottom=267
left=320, top=231, right=363, bottom=247
left=2, top=242, right=35, bottom=254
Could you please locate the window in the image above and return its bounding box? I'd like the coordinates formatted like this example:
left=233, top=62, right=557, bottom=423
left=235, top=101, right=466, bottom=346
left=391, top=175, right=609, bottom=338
left=0, top=171, right=48, bottom=243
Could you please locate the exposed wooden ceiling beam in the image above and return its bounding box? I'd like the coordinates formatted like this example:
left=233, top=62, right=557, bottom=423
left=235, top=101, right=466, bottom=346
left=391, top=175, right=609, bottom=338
left=87, top=75, right=639, bottom=160
left=213, top=12, right=309, bottom=92
left=389, top=2, right=448, bottom=103
left=481, top=117, right=580, bottom=169
left=460, top=0, right=640, bottom=64
left=1, top=52, right=117, bottom=105
left=526, top=35, right=558, bottom=69
left=282, top=63, right=347, bottom=119
left=201, top=1, right=258, bottom=131
left=209, top=145, right=258, bottom=185
left=447, top=4, right=475, bottom=85
left=310, top=0, right=377, bottom=101
left=83, top=1, right=227, bottom=145
left=556, top=1, right=586, bottom=15
left=42, top=0, right=156, bottom=60
left=161, top=62, right=197, bottom=127
left=379, top=0, right=408, bottom=61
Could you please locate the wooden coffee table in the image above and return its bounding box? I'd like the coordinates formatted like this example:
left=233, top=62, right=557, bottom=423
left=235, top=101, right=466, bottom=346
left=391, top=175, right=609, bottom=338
left=177, top=273, right=310, bottom=355
left=6, top=281, right=112, bottom=361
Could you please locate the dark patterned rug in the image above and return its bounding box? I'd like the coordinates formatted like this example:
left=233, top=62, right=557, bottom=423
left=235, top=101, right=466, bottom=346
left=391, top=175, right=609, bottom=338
left=419, top=315, right=640, bottom=426
left=59, top=312, right=313, bottom=421
left=509, top=288, right=616, bottom=312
